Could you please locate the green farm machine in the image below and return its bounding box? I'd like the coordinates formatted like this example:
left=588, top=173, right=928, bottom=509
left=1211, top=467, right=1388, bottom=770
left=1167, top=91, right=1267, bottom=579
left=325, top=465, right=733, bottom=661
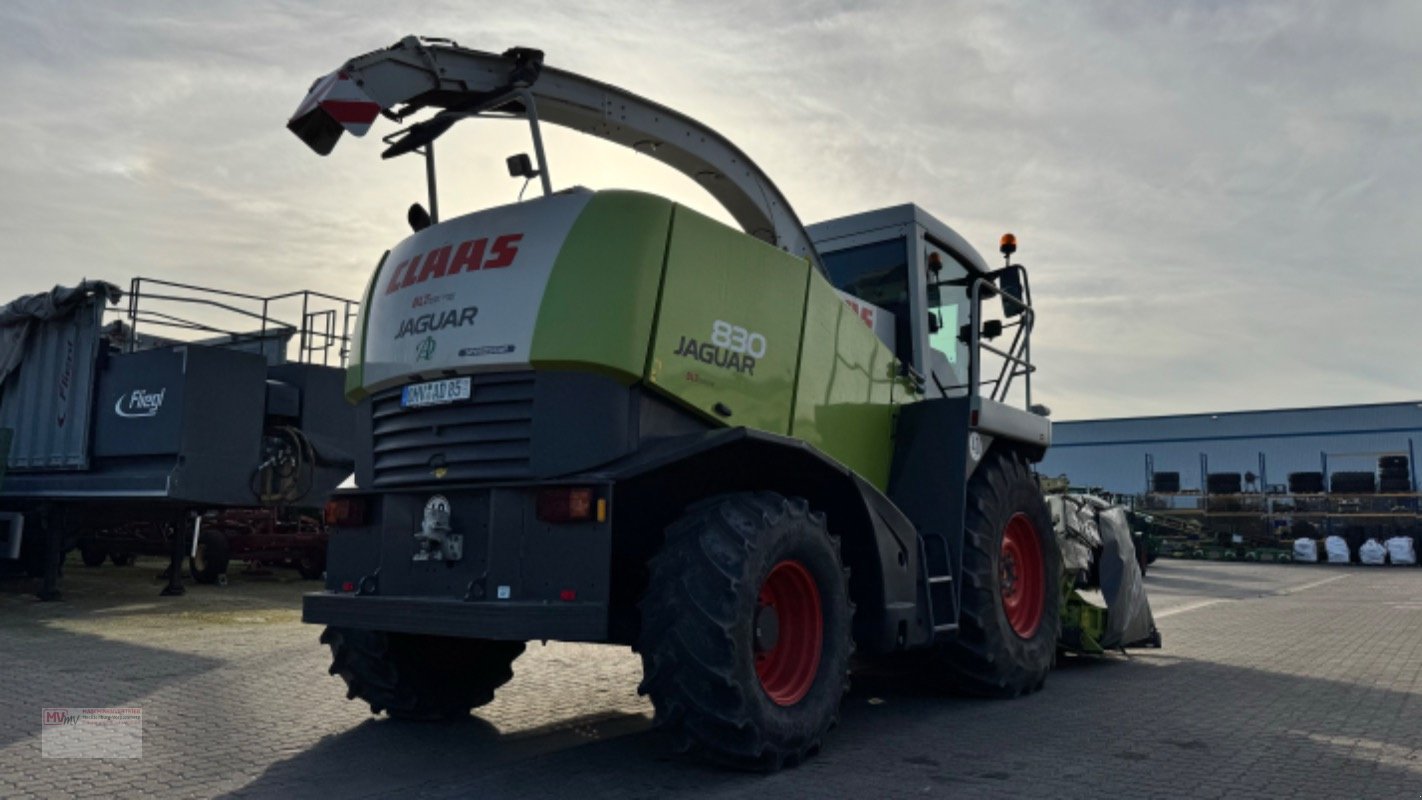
left=290, top=37, right=1146, bottom=769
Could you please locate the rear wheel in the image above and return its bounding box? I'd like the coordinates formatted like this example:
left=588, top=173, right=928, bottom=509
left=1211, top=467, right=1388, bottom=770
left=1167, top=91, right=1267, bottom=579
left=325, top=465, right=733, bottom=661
left=110, top=553, right=136, bottom=567
left=936, top=451, right=1061, bottom=697
left=637, top=492, right=853, bottom=770
left=321, top=628, right=525, bottom=719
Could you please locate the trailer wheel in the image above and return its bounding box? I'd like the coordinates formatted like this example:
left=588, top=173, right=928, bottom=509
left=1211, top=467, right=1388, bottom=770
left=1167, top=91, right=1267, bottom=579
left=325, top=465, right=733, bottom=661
left=189, top=529, right=230, bottom=584
left=295, top=553, right=326, bottom=580
left=321, top=627, right=525, bottom=719
left=637, top=492, right=853, bottom=771
left=80, top=541, right=107, bottom=568
left=936, top=451, right=1060, bottom=697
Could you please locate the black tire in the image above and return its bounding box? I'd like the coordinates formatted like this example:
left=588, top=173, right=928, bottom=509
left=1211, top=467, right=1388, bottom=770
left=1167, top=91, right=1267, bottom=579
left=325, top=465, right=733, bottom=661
left=189, top=529, right=231, bottom=584
left=935, top=451, right=1061, bottom=697
left=1379, top=477, right=1412, bottom=494
left=80, top=541, right=107, bottom=568
left=321, top=627, right=525, bottom=719
left=110, top=553, right=136, bottom=567
left=1331, top=472, right=1376, bottom=494
left=1151, top=472, right=1180, bottom=493
left=1289, top=472, right=1325, bottom=494
left=295, top=552, right=326, bottom=580
left=1207, top=472, right=1242, bottom=494
left=637, top=492, right=853, bottom=771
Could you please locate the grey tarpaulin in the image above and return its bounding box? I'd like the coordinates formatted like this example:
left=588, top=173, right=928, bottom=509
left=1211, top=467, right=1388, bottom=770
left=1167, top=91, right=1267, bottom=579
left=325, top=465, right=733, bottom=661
left=1048, top=494, right=1105, bottom=573
left=0, top=281, right=121, bottom=389
left=1050, top=493, right=1158, bottom=649
left=1097, top=506, right=1157, bottom=648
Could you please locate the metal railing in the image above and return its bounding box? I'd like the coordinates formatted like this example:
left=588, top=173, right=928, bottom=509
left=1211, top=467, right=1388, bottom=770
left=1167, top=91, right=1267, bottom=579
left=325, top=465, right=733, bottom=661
left=114, top=278, right=357, bottom=367
left=936, top=266, right=1035, bottom=408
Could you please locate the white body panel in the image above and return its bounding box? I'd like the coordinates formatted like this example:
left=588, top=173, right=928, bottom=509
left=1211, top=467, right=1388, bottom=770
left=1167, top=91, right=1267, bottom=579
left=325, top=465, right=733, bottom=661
left=357, top=190, right=592, bottom=393
left=835, top=290, right=896, bottom=351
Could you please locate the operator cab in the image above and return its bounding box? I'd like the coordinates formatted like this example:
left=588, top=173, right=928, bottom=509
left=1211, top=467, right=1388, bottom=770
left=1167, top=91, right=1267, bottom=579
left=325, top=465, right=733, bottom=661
left=808, top=204, right=1034, bottom=406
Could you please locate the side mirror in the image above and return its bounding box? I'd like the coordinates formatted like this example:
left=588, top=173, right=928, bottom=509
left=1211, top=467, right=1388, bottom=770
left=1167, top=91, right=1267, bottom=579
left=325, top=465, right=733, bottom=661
left=928, top=312, right=941, bottom=334
left=407, top=203, right=432, bottom=232
left=999, top=265, right=1026, bottom=318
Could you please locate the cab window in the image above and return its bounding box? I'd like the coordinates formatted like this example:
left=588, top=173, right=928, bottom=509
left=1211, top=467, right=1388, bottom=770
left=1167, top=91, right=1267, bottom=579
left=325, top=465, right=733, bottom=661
left=926, top=242, right=971, bottom=395
left=820, top=237, right=911, bottom=362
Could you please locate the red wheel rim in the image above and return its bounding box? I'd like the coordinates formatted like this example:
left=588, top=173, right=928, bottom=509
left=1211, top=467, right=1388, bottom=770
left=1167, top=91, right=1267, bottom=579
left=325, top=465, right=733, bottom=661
left=999, top=513, right=1044, bottom=639
left=754, top=560, right=823, bottom=706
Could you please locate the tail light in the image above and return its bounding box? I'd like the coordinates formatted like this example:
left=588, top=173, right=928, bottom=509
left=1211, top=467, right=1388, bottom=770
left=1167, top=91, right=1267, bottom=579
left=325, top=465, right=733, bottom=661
left=536, top=487, right=595, bottom=523
left=324, top=496, right=368, bottom=527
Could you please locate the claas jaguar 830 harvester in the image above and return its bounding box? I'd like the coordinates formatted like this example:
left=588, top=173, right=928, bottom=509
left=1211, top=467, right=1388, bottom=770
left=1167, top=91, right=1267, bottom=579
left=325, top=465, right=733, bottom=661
left=290, top=36, right=1068, bottom=769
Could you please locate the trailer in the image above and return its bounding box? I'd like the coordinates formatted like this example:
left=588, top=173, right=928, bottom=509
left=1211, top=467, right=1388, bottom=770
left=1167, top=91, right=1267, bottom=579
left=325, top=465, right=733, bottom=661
left=0, top=278, right=357, bottom=598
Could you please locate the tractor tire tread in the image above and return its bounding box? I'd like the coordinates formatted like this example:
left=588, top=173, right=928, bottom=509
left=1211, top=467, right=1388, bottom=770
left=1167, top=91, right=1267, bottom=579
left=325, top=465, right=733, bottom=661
left=636, top=491, right=853, bottom=771
left=321, top=627, right=524, bottom=720
left=933, top=451, right=1061, bottom=698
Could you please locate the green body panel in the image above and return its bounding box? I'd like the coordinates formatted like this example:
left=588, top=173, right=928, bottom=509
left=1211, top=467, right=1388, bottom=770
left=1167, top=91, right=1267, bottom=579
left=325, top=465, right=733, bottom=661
left=531, top=192, right=675, bottom=382
left=1060, top=587, right=1107, bottom=655
left=645, top=206, right=808, bottom=435
left=791, top=272, right=900, bottom=488
left=346, top=190, right=909, bottom=487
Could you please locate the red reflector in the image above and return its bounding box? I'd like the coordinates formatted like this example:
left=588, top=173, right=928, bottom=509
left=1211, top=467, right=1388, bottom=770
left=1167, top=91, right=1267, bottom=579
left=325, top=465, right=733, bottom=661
left=341, top=581, right=356, bottom=593
left=559, top=589, right=577, bottom=602
left=536, top=487, right=595, bottom=523
left=324, top=496, right=367, bottom=527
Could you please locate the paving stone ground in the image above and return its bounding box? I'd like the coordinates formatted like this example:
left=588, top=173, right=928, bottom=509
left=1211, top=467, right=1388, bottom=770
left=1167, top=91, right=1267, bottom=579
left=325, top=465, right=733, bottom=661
left=1, top=557, right=1419, bottom=798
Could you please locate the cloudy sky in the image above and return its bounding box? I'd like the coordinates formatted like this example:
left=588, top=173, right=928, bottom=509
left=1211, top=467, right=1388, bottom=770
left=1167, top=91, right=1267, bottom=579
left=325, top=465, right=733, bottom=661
left=1, top=1, right=1418, bottom=419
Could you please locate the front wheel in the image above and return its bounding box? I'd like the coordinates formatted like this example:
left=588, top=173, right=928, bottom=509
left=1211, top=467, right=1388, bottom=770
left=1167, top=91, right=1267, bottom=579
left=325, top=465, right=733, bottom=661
left=637, top=492, right=853, bottom=770
left=935, top=450, right=1061, bottom=697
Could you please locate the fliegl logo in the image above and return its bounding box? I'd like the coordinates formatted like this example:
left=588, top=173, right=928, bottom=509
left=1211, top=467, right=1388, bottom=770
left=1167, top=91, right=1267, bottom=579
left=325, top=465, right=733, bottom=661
left=672, top=320, right=764, bottom=375
left=385, top=233, right=523, bottom=295
left=115, top=388, right=166, bottom=418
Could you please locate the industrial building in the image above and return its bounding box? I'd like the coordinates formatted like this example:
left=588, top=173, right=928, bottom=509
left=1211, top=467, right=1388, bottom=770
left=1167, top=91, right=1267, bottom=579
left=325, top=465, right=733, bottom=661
left=1039, top=401, right=1422, bottom=496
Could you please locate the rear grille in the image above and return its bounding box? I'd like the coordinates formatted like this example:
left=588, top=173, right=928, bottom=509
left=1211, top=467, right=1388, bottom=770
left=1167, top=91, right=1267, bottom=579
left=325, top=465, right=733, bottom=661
left=371, top=372, right=535, bottom=487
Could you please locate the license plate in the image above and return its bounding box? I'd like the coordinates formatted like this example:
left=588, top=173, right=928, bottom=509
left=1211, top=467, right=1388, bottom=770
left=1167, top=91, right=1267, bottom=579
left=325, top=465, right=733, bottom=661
left=400, top=377, right=471, bottom=408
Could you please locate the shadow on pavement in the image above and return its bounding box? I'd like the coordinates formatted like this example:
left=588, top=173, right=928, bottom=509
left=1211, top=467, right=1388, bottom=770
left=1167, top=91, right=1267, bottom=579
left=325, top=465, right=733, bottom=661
left=225, top=649, right=1422, bottom=799
left=0, top=555, right=309, bottom=622
left=0, top=625, right=223, bottom=748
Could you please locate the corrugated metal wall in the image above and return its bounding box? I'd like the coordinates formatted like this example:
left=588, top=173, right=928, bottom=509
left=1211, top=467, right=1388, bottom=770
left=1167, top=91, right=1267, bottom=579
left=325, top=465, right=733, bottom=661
left=1040, top=402, right=1422, bottom=494
left=0, top=298, right=105, bottom=470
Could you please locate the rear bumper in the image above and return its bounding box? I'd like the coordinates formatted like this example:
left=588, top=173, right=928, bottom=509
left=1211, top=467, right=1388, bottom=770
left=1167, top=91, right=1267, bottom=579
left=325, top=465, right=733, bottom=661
left=303, top=593, right=607, bottom=641
left=313, top=483, right=614, bottom=643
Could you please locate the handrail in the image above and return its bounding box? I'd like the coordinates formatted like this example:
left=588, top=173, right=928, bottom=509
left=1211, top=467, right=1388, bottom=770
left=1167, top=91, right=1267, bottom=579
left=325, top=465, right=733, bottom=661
left=118, top=277, right=356, bottom=366
left=963, top=273, right=1035, bottom=407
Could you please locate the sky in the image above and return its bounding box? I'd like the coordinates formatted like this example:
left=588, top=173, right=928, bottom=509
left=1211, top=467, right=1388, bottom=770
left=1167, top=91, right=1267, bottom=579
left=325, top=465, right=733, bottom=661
left=1, top=0, right=1419, bottom=420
